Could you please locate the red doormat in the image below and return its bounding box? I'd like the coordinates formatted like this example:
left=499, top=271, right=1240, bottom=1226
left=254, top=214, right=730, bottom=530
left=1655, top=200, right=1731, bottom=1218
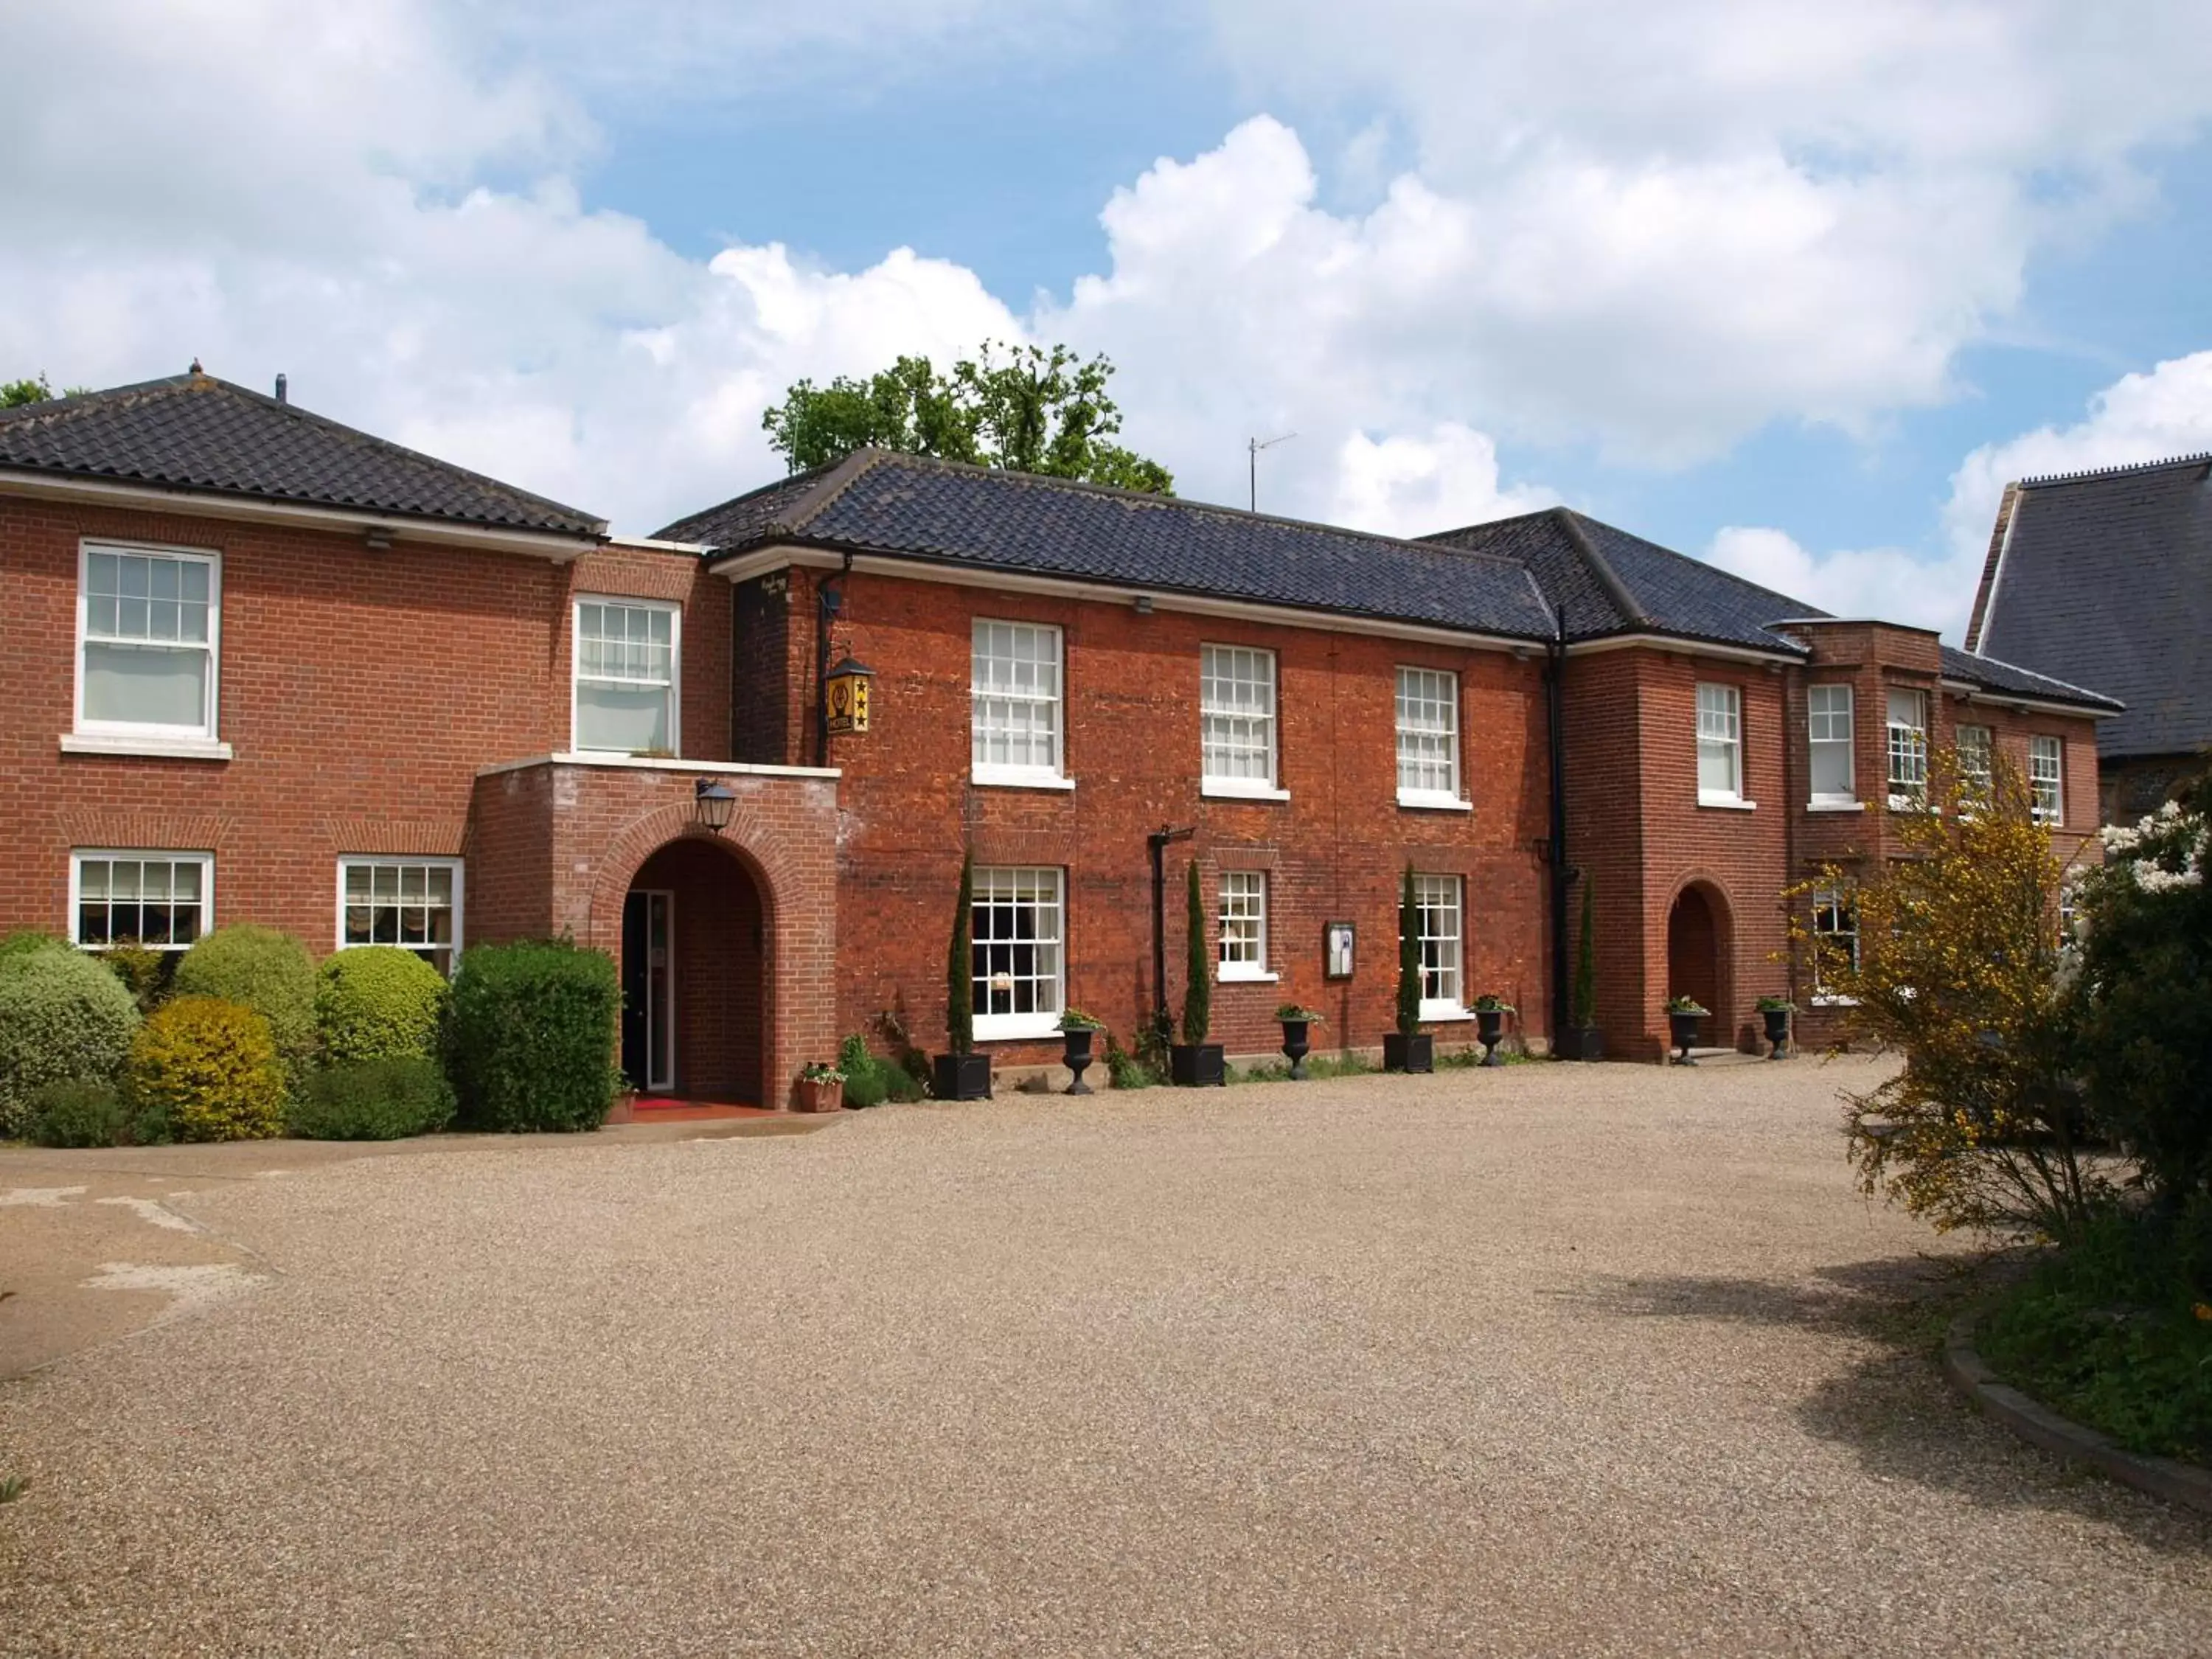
left=609, top=1096, right=779, bottom=1124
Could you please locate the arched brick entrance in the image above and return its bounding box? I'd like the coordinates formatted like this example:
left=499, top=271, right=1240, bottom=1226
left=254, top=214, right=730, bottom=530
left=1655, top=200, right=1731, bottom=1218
left=622, top=838, right=765, bottom=1102
left=1665, top=880, right=1731, bottom=1048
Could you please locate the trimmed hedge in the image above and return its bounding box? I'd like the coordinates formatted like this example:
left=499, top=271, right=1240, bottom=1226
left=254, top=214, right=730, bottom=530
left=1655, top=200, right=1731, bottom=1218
left=290, top=1058, right=455, bottom=1141
left=27, top=1080, right=135, bottom=1148
left=446, top=940, right=621, bottom=1133
left=316, top=947, right=449, bottom=1064
left=0, top=945, right=142, bottom=1138
left=174, top=925, right=318, bottom=1070
left=126, top=996, right=288, bottom=1142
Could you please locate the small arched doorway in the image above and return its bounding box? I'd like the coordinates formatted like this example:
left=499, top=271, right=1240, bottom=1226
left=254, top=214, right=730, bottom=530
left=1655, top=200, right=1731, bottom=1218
left=622, top=836, right=766, bottom=1103
left=1665, top=882, right=1728, bottom=1049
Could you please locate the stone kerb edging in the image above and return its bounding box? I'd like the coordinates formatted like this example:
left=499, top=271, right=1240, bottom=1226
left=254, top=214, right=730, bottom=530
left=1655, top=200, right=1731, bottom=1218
left=1944, top=1312, right=2212, bottom=1514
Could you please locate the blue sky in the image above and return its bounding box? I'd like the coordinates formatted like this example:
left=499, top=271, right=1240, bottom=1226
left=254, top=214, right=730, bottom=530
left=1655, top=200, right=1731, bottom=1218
left=9, top=1, right=2212, bottom=638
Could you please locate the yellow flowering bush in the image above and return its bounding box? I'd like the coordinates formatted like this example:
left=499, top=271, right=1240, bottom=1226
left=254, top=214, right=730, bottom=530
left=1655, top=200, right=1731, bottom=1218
left=1787, top=752, right=2107, bottom=1240
left=126, top=995, right=287, bottom=1142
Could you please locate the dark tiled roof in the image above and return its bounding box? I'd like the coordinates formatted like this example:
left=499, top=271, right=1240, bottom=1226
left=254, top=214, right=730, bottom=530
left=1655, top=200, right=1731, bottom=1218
left=664, top=451, right=1559, bottom=641
left=1939, top=645, right=2124, bottom=711
left=0, top=372, right=606, bottom=538
left=1972, top=454, right=2208, bottom=755
left=1425, top=508, right=1818, bottom=653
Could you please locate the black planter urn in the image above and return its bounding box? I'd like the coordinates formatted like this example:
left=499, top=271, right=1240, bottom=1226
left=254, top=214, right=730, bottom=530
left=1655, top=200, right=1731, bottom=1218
left=1169, top=1043, right=1225, bottom=1087
left=1383, top=1032, right=1433, bottom=1074
left=1279, top=1019, right=1312, bottom=1079
left=932, top=1051, right=992, bottom=1101
left=1475, top=1009, right=1506, bottom=1067
left=1667, top=1012, right=1703, bottom=1065
left=1761, top=1008, right=1791, bottom=1061
left=1565, top=1025, right=1605, bottom=1062
left=1062, top=1026, right=1096, bottom=1093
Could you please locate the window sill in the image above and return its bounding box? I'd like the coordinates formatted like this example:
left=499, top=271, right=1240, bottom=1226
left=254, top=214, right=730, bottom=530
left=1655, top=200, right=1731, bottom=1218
left=1809, top=994, right=1860, bottom=1008
left=60, top=732, right=232, bottom=762
left=1806, top=799, right=1864, bottom=813
left=1220, top=969, right=1281, bottom=984
left=1886, top=793, right=1930, bottom=813
left=1201, top=781, right=1291, bottom=803
left=1697, top=793, right=1757, bottom=811
left=973, top=1014, right=1065, bottom=1042
left=1419, top=1001, right=1474, bottom=1023
left=1397, top=790, right=1472, bottom=813
left=971, top=768, right=1076, bottom=792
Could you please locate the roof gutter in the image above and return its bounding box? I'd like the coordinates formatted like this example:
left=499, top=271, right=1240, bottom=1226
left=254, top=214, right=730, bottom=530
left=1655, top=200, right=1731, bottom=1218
left=0, top=467, right=607, bottom=561
left=1939, top=679, right=2124, bottom=720
left=1562, top=631, right=1806, bottom=667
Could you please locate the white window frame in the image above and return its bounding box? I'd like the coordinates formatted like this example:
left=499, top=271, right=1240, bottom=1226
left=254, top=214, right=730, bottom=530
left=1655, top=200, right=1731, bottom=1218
left=1886, top=686, right=1929, bottom=809
left=970, top=619, right=1069, bottom=789
left=1413, top=873, right=1469, bottom=1021
left=571, top=596, right=681, bottom=758
left=335, top=857, right=465, bottom=977
left=71, top=540, right=225, bottom=756
left=69, top=849, right=214, bottom=953
left=1809, top=885, right=1860, bottom=1005
left=970, top=866, right=1065, bottom=1041
left=2029, top=735, right=2064, bottom=826
left=1217, top=870, right=1276, bottom=983
left=1697, top=683, right=1749, bottom=807
left=1955, top=723, right=1994, bottom=796
left=1806, top=683, right=1857, bottom=807
left=1396, top=666, right=1469, bottom=810
left=1200, top=644, right=1288, bottom=801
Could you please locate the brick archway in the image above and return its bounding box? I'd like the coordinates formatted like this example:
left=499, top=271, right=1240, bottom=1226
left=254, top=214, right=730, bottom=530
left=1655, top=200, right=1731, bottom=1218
left=1663, top=875, right=1734, bottom=1049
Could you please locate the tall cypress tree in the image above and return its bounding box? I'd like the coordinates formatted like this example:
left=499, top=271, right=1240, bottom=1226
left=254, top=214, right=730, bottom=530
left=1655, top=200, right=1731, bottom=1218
left=946, top=849, right=973, bottom=1055
left=1397, top=862, right=1422, bottom=1037
left=1181, top=857, right=1211, bottom=1046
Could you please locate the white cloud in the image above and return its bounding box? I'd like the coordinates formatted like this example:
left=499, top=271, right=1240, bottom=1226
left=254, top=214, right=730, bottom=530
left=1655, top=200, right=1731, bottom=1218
left=1326, top=425, right=1553, bottom=539
left=1705, top=526, right=1975, bottom=638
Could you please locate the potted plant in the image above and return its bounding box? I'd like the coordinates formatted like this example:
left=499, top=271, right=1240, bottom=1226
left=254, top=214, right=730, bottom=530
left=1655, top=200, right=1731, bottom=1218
left=1665, top=995, right=1709, bottom=1065
left=1276, top=1003, right=1324, bottom=1079
left=794, top=1060, right=845, bottom=1113
left=1472, top=994, right=1515, bottom=1067
left=1567, top=876, right=1603, bottom=1061
left=1059, top=1009, right=1104, bottom=1094
left=1383, top=863, right=1433, bottom=1073
left=1169, top=859, right=1225, bottom=1086
left=1756, top=995, right=1794, bottom=1060
left=933, top=849, right=992, bottom=1101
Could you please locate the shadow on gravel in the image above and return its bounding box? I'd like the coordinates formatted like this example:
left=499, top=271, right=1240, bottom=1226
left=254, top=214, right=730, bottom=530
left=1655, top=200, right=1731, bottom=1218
left=1565, top=1255, right=2212, bottom=1554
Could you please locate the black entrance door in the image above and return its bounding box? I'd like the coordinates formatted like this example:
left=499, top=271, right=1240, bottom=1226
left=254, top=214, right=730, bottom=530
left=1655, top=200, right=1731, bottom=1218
left=620, top=890, right=672, bottom=1093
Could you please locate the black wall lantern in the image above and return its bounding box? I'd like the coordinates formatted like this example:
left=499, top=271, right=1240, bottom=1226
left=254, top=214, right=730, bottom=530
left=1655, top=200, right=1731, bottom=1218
left=694, top=778, right=737, bottom=831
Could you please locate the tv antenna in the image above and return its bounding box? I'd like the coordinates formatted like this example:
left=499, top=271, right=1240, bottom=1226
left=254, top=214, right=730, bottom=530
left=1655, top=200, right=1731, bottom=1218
left=1248, top=431, right=1296, bottom=512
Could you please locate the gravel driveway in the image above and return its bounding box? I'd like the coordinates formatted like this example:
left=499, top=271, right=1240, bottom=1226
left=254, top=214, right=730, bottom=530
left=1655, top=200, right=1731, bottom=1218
left=3, top=1056, right=2207, bottom=1656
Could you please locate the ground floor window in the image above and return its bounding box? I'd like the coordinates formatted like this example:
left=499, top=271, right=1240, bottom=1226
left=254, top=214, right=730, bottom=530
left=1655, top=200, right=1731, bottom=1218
left=972, top=866, right=1064, bottom=1040
left=2029, top=735, right=2064, bottom=825
left=1413, top=873, right=1464, bottom=1017
left=338, top=858, right=463, bottom=976
left=72, top=851, right=211, bottom=950
left=1218, top=871, right=1269, bottom=980
left=1811, top=886, right=1859, bottom=1000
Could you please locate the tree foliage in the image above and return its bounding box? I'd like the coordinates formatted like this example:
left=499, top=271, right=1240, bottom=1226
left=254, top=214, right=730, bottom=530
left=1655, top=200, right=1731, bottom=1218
left=1789, top=754, right=2106, bottom=1241
left=762, top=341, right=1174, bottom=494
left=2, top=373, right=93, bottom=408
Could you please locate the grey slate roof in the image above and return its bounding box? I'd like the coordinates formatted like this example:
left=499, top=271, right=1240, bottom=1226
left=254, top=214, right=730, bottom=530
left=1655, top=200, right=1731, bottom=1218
left=1938, top=645, right=2124, bottom=712
left=1968, top=453, right=2208, bottom=756
left=0, top=372, right=607, bottom=538
left=662, top=451, right=1559, bottom=641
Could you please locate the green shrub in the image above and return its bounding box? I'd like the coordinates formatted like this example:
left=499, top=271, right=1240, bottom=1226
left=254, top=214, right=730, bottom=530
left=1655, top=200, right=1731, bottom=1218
left=316, top=947, right=450, bottom=1064
left=290, top=1058, right=455, bottom=1140
left=27, top=1079, right=133, bottom=1147
left=446, top=939, right=621, bottom=1133
left=173, top=925, right=317, bottom=1071
left=0, top=930, right=68, bottom=961
left=837, top=1034, right=923, bottom=1109
left=126, top=996, right=288, bottom=1142
left=101, top=939, right=178, bottom=1014
left=0, top=945, right=142, bottom=1137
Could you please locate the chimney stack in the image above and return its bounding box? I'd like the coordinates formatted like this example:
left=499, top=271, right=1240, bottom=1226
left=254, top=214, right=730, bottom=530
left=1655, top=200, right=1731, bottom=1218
left=274, top=374, right=288, bottom=404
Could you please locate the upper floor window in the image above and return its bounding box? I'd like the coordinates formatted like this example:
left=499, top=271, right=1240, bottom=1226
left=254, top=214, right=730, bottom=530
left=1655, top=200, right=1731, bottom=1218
left=2029, top=735, right=2064, bottom=825
left=971, top=620, right=1064, bottom=785
left=1885, top=688, right=1928, bottom=806
left=1218, top=871, right=1270, bottom=981
left=1956, top=723, right=1993, bottom=796
left=338, top=857, right=462, bottom=977
left=1396, top=667, right=1464, bottom=807
left=1412, top=874, right=1466, bottom=1018
left=77, top=543, right=220, bottom=742
left=574, top=598, right=678, bottom=756
left=970, top=866, right=1064, bottom=1040
left=72, top=851, right=211, bottom=952
left=1200, top=644, right=1280, bottom=797
left=1806, top=684, right=1855, bottom=804
left=1696, top=684, right=1743, bottom=804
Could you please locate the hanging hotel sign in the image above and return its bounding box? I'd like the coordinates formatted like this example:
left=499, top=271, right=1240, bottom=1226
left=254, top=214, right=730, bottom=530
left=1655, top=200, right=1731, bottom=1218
left=824, top=657, right=874, bottom=736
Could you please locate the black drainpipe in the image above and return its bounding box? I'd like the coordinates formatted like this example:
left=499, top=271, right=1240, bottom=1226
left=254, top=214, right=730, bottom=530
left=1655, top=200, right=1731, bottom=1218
left=1544, top=612, right=1572, bottom=1050
left=814, top=553, right=852, bottom=767
left=1148, top=824, right=1195, bottom=1026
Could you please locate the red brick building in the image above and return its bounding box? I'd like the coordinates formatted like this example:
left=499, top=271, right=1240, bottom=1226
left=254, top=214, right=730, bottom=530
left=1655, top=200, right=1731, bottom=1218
left=0, top=372, right=2121, bottom=1099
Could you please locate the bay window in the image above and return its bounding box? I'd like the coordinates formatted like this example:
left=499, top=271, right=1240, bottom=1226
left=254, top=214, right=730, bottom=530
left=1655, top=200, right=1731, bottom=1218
left=1697, top=684, right=1744, bottom=804
left=1806, top=684, right=1855, bottom=804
